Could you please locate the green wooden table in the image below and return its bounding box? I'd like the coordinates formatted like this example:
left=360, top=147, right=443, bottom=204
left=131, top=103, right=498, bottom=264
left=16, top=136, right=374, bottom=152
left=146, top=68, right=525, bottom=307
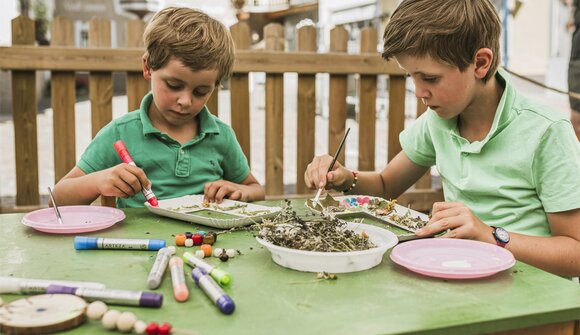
left=1, top=200, right=579, bottom=335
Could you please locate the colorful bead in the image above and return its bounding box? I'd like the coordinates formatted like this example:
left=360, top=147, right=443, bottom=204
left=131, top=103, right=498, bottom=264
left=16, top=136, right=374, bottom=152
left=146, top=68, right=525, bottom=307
left=203, top=232, right=217, bottom=245
left=192, top=234, right=203, bottom=246
left=225, top=249, right=236, bottom=258
left=185, top=232, right=193, bottom=239
left=158, top=322, right=172, bottom=335
left=195, top=250, right=205, bottom=258
left=219, top=253, right=229, bottom=262
left=197, top=230, right=207, bottom=236
left=116, top=311, right=137, bottom=333
left=184, top=238, right=194, bottom=247
left=86, top=300, right=108, bottom=320
left=200, top=244, right=212, bottom=257
left=145, top=322, right=159, bottom=335
left=213, top=248, right=224, bottom=257
left=175, top=234, right=186, bottom=246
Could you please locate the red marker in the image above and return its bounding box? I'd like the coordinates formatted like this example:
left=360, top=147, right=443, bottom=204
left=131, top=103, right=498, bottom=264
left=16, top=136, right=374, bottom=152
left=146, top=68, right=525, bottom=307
left=113, top=140, right=159, bottom=207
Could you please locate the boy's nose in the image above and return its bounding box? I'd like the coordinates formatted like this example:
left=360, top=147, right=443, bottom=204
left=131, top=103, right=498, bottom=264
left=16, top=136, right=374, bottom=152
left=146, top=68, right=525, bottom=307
left=177, top=92, right=193, bottom=108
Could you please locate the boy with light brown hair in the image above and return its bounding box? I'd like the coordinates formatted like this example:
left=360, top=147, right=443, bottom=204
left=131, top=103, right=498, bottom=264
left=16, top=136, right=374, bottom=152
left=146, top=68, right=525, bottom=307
left=54, top=7, right=265, bottom=207
left=305, top=0, right=580, bottom=276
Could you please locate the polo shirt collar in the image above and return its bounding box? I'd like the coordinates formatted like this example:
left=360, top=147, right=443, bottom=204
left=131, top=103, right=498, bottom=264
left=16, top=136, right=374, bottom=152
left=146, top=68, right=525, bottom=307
left=447, top=67, right=516, bottom=153
left=138, top=92, right=221, bottom=137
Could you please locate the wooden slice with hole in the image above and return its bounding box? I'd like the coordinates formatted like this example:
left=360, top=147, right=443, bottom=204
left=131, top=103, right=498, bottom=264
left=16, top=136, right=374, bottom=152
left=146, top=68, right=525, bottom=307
left=0, top=294, right=87, bottom=334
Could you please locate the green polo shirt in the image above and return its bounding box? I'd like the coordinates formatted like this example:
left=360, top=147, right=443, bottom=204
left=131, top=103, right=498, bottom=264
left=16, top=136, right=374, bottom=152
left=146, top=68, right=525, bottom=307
left=400, top=68, right=580, bottom=236
left=78, top=92, right=250, bottom=208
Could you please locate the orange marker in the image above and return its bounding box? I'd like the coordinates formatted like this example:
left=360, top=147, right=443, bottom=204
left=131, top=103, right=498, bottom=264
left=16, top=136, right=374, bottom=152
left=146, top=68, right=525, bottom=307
left=169, top=257, right=188, bottom=302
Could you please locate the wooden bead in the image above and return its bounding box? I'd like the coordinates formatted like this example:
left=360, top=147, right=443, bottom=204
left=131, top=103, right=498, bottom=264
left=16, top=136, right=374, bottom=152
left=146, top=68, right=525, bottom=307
left=116, top=311, right=137, bottom=333
left=195, top=250, right=205, bottom=258
left=184, top=238, right=194, bottom=247
left=86, top=300, right=108, bottom=320
left=101, top=309, right=121, bottom=330
left=213, top=248, right=224, bottom=257
left=226, top=249, right=236, bottom=258
left=200, top=244, right=212, bottom=257
left=133, top=320, right=147, bottom=334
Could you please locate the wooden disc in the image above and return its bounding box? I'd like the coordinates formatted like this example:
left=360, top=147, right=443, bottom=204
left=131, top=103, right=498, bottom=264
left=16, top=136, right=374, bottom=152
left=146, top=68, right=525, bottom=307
left=0, top=294, right=87, bottom=335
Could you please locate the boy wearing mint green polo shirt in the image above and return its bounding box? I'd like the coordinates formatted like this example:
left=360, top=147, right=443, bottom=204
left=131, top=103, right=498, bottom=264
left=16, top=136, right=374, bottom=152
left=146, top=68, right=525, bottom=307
left=53, top=7, right=265, bottom=208
left=304, top=0, right=580, bottom=277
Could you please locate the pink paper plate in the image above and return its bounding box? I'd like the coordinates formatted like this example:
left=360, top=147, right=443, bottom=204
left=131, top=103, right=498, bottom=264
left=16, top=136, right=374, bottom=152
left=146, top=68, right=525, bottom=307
left=22, top=206, right=125, bottom=234
left=390, top=238, right=515, bottom=279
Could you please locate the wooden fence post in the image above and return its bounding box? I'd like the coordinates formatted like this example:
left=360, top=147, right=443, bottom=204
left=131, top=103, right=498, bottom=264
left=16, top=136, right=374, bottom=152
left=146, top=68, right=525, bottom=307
left=88, top=18, right=115, bottom=207
left=295, top=25, right=317, bottom=194
left=126, top=19, right=148, bottom=112
left=51, top=17, right=76, bottom=183
left=229, top=22, right=251, bottom=162
left=12, top=15, right=39, bottom=206
left=358, top=28, right=377, bottom=171
left=328, top=26, right=348, bottom=166
left=264, top=23, right=285, bottom=195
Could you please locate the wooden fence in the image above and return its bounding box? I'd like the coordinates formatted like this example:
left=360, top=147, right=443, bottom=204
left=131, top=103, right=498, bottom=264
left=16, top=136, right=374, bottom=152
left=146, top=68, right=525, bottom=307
left=0, top=15, right=443, bottom=213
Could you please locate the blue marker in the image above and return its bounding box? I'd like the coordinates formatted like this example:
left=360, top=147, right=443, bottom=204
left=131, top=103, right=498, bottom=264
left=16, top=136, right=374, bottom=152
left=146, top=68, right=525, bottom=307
left=74, top=236, right=165, bottom=251
left=191, top=267, right=235, bottom=315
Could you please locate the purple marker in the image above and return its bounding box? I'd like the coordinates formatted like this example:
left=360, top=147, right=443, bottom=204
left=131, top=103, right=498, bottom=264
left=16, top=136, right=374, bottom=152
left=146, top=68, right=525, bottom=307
left=191, top=267, right=235, bottom=315
left=46, top=285, right=163, bottom=308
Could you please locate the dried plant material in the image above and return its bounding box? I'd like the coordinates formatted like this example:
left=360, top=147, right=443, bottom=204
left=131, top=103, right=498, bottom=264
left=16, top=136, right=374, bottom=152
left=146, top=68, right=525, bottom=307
left=389, top=210, right=428, bottom=230
left=258, top=200, right=376, bottom=252
left=316, top=272, right=338, bottom=280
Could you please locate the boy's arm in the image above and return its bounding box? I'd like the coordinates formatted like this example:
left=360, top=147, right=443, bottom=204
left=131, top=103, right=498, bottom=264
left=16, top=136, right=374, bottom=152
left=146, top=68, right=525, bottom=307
left=53, top=164, right=152, bottom=206
left=308, top=151, right=429, bottom=199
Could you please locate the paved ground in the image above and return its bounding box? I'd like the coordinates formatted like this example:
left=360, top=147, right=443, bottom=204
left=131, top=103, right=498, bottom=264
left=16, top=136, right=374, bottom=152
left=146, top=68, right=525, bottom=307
left=0, top=74, right=570, bottom=206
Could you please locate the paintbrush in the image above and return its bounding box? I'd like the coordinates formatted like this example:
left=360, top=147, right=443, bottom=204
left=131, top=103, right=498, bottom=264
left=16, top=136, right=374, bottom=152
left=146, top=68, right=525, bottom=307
left=312, top=127, right=351, bottom=207
left=47, top=187, right=64, bottom=225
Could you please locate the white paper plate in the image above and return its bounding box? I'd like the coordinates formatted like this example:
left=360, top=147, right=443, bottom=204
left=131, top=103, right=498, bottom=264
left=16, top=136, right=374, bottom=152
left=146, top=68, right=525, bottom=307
left=256, top=222, right=398, bottom=273
left=306, top=195, right=429, bottom=233
left=146, top=194, right=282, bottom=229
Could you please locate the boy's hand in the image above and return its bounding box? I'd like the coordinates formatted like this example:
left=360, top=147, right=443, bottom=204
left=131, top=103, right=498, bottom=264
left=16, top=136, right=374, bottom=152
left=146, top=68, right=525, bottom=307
left=204, top=180, right=248, bottom=203
left=415, top=201, right=494, bottom=244
left=96, top=163, right=151, bottom=199
left=304, top=154, right=350, bottom=191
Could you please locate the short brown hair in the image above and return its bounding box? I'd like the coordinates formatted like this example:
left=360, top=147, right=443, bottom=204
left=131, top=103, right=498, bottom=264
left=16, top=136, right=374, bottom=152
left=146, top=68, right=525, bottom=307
left=382, top=0, right=501, bottom=82
left=143, top=7, right=235, bottom=84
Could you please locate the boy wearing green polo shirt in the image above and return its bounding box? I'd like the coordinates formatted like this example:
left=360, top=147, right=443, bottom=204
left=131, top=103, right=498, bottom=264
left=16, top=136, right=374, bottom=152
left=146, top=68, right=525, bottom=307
left=304, top=0, right=580, bottom=276
left=53, top=7, right=265, bottom=208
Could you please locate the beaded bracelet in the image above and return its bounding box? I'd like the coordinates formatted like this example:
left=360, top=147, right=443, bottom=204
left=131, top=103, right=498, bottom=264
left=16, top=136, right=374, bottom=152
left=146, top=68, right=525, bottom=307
left=342, top=171, right=359, bottom=194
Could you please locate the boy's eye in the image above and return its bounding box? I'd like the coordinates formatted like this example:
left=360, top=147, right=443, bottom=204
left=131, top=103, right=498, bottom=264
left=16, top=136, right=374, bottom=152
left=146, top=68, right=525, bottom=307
left=193, top=90, right=210, bottom=97
left=166, top=81, right=182, bottom=90
left=422, top=76, right=438, bottom=83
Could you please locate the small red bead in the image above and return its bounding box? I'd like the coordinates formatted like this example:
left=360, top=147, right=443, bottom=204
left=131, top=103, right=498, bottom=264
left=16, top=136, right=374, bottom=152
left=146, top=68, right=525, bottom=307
left=192, top=234, right=203, bottom=245
left=158, top=322, right=172, bottom=335
left=145, top=322, right=159, bottom=335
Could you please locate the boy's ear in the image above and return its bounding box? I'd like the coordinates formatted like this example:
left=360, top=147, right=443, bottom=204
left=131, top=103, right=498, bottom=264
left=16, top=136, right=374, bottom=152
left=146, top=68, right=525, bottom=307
left=142, top=55, right=152, bottom=80
left=474, top=48, right=493, bottom=79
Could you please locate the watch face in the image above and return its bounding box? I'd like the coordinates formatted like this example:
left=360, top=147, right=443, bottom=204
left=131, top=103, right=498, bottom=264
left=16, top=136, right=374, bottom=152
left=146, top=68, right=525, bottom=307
left=495, top=227, right=510, bottom=243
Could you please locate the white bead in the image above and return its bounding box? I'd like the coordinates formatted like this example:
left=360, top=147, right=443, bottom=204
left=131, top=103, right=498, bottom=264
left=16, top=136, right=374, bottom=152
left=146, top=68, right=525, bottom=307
left=86, top=300, right=108, bottom=320
left=101, top=309, right=121, bottom=330
left=226, top=249, right=236, bottom=258
left=195, top=250, right=205, bottom=258
left=116, top=311, right=137, bottom=333
left=213, top=248, right=224, bottom=257
left=167, top=246, right=177, bottom=255
left=184, top=239, right=194, bottom=247
left=133, top=320, right=147, bottom=334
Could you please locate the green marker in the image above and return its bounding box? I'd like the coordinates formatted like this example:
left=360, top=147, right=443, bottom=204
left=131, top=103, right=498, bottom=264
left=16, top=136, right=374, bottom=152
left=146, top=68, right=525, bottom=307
left=182, top=252, right=232, bottom=286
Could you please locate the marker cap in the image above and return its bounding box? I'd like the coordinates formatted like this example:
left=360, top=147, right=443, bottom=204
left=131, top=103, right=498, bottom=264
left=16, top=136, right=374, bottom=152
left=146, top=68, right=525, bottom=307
left=140, top=292, right=163, bottom=308
left=148, top=239, right=166, bottom=250
left=74, top=236, right=98, bottom=250
left=216, top=295, right=236, bottom=315
left=210, top=268, right=232, bottom=287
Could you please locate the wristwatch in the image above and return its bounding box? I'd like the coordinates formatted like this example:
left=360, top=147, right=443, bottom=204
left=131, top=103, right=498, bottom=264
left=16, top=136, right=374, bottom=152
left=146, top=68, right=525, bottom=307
left=491, top=226, right=510, bottom=247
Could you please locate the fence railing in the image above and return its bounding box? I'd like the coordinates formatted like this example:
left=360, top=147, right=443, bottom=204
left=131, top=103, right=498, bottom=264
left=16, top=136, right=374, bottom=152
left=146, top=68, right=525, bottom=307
left=0, top=15, right=443, bottom=213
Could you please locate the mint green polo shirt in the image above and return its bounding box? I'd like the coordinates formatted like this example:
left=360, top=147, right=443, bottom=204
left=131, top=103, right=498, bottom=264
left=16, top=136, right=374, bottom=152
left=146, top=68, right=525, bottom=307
left=400, top=68, right=580, bottom=236
left=78, top=92, right=250, bottom=208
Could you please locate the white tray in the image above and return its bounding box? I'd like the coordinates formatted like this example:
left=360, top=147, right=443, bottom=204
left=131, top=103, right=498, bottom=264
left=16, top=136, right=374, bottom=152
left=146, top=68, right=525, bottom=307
left=146, top=195, right=282, bottom=229
left=305, top=195, right=429, bottom=233
left=256, top=222, right=398, bottom=273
